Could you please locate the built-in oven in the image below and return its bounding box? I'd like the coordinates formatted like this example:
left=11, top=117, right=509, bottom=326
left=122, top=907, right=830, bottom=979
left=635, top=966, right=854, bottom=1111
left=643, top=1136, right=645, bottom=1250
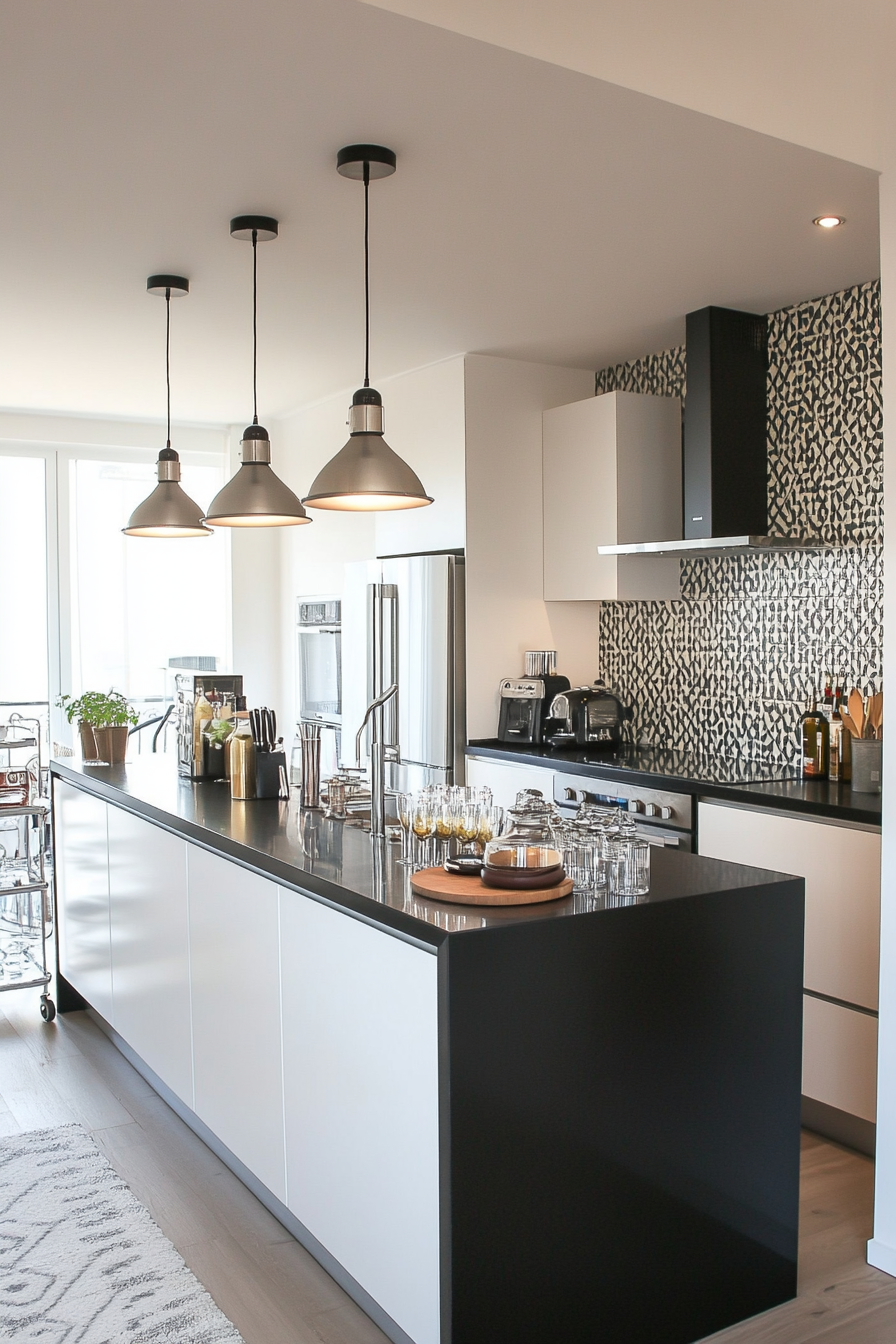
left=295, top=597, right=342, bottom=780
left=552, top=771, right=694, bottom=851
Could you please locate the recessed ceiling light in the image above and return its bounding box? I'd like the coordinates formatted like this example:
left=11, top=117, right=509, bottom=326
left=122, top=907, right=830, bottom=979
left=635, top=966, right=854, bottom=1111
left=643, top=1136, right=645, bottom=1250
left=813, top=215, right=846, bottom=229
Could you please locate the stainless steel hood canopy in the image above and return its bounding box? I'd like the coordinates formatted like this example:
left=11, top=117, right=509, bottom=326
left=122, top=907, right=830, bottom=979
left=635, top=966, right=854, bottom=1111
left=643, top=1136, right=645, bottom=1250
left=598, top=305, right=829, bottom=558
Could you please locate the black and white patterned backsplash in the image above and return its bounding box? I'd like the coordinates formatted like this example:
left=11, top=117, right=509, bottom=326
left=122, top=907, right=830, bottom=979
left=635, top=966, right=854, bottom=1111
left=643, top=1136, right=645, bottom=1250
left=595, top=281, right=882, bottom=765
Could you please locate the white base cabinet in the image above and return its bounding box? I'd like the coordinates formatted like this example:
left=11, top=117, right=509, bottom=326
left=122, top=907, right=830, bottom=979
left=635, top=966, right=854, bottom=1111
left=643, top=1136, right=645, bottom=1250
left=107, top=806, right=193, bottom=1106
left=281, top=894, right=440, bottom=1344
left=54, top=781, right=113, bottom=1023
left=697, top=799, right=880, bottom=1125
left=188, top=846, right=286, bottom=1203
left=466, top=754, right=555, bottom=811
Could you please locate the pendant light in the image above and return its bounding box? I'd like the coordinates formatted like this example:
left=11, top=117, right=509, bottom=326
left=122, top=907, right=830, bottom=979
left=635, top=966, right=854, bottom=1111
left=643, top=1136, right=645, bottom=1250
left=123, top=276, right=211, bottom=538
left=302, top=146, right=433, bottom=512
left=203, top=216, right=311, bottom=528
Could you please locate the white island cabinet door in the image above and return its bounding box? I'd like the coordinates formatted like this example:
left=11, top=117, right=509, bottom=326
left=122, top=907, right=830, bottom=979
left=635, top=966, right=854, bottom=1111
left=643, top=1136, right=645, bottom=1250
left=281, top=894, right=440, bottom=1344
left=107, top=807, right=193, bottom=1106
left=187, top=845, right=286, bottom=1203
left=54, top=781, right=113, bottom=1022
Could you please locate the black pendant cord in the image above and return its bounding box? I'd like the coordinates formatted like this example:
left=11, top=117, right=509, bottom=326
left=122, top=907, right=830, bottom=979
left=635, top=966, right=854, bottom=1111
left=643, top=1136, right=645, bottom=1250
left=252, top=229, right=259, bottom=424
left=363, top=162, right=370, bottom=388
left=165, top=286, right=172, bottom=449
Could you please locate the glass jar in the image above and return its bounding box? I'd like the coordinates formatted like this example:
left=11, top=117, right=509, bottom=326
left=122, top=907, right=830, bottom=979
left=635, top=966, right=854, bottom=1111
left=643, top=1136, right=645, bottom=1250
left=483, top=790, right=560, bottom=873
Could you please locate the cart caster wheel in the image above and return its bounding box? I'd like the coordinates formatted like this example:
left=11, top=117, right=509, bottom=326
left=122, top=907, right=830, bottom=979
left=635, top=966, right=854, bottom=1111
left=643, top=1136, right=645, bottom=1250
left=40, top=996, right=56, bottom=1023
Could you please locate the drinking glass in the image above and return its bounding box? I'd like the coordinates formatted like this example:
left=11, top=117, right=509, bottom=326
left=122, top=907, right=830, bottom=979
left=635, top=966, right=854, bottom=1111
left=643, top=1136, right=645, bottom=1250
left=435, top=790, right=455, bottom=864
left=456, top=801, right=483, bottom=855
left=396, top=791, right=414, bottom=866
left=477, top=805, right=504, bottom=848
left=412, top=793, right=437, bottom=869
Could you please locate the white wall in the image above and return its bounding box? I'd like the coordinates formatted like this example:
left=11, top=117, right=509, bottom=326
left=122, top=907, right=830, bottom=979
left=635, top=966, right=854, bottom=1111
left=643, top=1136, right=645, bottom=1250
left=374, top=357, right=466, bottom=558
left=869, top=157, right=896, bottom=1274
left=273, top=357, right=466, bottom=732
left=463, top=354, right=597, bottom=740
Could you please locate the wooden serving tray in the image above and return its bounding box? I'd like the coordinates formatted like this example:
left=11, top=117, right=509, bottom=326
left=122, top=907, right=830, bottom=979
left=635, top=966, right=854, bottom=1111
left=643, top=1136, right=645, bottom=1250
left=411, top=867, right=573, bottom=906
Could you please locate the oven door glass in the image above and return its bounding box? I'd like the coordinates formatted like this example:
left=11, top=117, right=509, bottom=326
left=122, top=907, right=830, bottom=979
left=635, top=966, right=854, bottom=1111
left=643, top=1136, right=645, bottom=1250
left=297, top=627, right=342, bottom=722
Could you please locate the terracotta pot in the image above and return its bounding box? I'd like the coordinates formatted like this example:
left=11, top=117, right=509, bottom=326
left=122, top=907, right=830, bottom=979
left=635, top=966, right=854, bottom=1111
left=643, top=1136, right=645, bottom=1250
left=79, top=723, right=99, bottom=761
left=92, top=725, right=129, bottom=765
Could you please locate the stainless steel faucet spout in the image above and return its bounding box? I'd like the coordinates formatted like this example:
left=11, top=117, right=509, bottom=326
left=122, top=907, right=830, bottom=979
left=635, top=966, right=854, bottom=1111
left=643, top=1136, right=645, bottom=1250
left=355, top=683, right=399, bottom=837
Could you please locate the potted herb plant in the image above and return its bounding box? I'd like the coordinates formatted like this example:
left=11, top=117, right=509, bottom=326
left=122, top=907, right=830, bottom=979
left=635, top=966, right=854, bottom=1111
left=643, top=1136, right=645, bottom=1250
left=57, top=690, right=138, bottom=764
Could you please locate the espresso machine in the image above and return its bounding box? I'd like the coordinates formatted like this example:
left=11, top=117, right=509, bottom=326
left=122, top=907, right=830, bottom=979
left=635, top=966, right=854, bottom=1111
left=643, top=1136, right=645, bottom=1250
left=176, top=672, right=244, bottom=779
left=497, top=651, right=570, bottom=746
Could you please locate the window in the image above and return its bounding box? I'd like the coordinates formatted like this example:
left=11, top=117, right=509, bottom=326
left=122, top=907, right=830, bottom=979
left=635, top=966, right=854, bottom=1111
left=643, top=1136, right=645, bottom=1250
left=0, top=456, right=48, bottom=703
left=69, top=458, right=229, bottom=700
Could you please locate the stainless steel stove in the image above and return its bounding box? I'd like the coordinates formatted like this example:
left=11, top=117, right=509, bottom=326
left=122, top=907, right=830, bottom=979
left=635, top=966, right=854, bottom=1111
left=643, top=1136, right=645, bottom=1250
left=552, top=771, right=694, bottom=851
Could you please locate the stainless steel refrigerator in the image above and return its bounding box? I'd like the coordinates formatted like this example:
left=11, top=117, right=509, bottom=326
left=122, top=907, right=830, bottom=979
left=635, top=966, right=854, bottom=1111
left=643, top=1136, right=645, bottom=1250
left=341, top=552, right=465, bottom=791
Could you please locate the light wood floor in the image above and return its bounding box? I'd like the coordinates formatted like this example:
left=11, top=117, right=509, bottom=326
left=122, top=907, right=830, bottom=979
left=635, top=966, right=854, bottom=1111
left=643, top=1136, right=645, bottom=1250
left=1, top=986, right=894, bottom=1344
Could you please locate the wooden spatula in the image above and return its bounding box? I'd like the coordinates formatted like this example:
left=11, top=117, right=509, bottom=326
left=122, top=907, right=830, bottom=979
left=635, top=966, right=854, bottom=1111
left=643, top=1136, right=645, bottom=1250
left=840, top=710, right=861, bottom=739
left=848, top=688, right=865, bottom=739
left=869, top=691, right=883, bottom=739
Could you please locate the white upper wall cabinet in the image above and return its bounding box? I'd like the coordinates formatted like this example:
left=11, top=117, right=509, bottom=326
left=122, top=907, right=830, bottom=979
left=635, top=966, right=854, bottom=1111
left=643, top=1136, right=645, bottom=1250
left=543, top=391, right=682, bottom=600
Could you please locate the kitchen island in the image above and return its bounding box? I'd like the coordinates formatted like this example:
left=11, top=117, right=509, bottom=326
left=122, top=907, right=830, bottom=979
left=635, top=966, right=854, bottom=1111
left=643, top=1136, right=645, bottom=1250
left=51, top=756, right=804, bottom=1344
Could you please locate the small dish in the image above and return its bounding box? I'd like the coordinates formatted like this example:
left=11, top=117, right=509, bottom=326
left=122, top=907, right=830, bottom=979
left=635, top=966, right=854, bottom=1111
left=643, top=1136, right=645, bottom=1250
left=481, top=863, right=564, bottom=891
left=444, top=855, right=485, bottom=876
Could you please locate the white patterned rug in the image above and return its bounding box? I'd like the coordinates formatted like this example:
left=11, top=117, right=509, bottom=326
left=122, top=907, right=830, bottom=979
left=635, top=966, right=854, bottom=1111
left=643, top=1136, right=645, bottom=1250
left=0, top=1123, right=246, bottom=1342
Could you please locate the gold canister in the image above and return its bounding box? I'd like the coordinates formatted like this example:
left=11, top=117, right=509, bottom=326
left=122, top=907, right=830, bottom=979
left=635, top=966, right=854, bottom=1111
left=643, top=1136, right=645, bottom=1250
left=230, top=729, right=256, bottom=800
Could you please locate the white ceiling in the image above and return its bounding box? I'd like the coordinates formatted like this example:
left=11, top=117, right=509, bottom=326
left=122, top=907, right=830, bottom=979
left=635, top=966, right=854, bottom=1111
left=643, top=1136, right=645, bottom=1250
left=0, top=0, right=880, bottom=426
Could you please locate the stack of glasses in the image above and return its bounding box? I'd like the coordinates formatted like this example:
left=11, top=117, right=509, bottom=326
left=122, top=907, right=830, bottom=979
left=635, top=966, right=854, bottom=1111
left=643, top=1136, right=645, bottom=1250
left=395, top=785, right=503, bottom=870
left=554, top=805, right=650, bottom=904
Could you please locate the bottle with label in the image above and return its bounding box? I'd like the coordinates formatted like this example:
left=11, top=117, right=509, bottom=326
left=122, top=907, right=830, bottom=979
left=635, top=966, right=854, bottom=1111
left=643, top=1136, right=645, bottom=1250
left=202, top=702, right=234, bottom=779
left=193, top=683, right=213, bottom=777
left=800, top=695, right=829, bottom=779
left=821, top=673, right=834, bottom=723
left=230, top=699, right=256, bottom=800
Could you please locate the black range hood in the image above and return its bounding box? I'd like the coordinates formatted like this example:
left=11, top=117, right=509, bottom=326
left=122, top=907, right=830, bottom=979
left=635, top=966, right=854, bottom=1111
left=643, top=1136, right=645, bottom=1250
left=599, top=305, right=825, bottom=557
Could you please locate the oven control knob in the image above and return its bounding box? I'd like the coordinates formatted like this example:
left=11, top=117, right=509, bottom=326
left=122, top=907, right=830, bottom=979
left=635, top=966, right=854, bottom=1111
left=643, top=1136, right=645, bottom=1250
left=659, top=806, right=672, bottom=820
left=564, top=787, right=578, bottom=801
left=627, top=799, right=644, bottom=813
left=644, top=803, right=659, bottom=817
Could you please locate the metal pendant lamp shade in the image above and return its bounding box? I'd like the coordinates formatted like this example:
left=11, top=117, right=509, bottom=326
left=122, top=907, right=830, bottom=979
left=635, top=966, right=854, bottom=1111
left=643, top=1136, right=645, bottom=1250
left=304, top=388, right=432, bottom=511
left=124, top=276, right=211, bottom=538
left=203, top=423, right=311, bottom=527
left=203, top=216, right=311, bottom=529
left=303, top=146, right=432, bottom=513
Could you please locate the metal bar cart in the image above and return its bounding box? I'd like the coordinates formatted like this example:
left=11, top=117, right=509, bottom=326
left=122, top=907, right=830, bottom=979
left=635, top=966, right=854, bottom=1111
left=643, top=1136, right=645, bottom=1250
left=0, top=714, right=55, bottom=1021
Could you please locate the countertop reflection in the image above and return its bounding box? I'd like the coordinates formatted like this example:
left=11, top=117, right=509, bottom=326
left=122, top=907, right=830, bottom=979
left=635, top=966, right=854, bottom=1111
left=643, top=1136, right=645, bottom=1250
left=51, top=756, right=795, bottom=949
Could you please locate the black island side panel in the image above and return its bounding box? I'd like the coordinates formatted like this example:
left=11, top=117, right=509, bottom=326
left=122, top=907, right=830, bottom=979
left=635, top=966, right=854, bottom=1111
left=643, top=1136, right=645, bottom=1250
left=442, top=877, right=804, bottom=1344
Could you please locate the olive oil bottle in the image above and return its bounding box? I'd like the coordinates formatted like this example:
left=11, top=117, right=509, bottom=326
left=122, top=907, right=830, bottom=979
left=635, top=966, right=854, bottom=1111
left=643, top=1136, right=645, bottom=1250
left=800, top=695, right=829, bottom=779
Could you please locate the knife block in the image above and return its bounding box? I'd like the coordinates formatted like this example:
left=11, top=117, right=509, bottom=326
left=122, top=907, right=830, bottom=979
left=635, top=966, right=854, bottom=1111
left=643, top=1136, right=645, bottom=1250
left=255, top=750, right=287, bottom=800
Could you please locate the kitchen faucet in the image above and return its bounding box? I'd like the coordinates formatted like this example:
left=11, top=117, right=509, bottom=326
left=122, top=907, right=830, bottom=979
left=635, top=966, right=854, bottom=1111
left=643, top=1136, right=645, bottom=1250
left=355, top=683, right=399, bottom=838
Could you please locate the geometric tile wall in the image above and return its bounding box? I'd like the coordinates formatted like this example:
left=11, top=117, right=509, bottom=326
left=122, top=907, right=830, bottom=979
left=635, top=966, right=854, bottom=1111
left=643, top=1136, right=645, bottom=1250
left=594, top=280, right=882, bottom=764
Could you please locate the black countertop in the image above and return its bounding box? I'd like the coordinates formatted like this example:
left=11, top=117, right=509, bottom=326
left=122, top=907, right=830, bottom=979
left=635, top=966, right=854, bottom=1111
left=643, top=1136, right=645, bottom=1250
left=467, top=741, right=882, bottom=826
left=50, top=756, right=798, bottom=949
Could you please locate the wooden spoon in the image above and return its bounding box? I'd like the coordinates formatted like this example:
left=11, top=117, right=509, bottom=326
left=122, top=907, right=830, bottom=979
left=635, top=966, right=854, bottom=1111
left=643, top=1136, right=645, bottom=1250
left=869, top=691, right=883, bottom=739
left=839, top=710, right=861, bottom=739
left=848, top=688, right=865, bottom=739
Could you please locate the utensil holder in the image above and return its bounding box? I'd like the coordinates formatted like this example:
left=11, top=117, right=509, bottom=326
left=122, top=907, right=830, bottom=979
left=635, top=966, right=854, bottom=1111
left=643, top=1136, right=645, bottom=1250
left=298, top=724, right=322, bottom=809
left=255, top=750, right=287, bottom=800
left=850, top=738, right=882, bottom=794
